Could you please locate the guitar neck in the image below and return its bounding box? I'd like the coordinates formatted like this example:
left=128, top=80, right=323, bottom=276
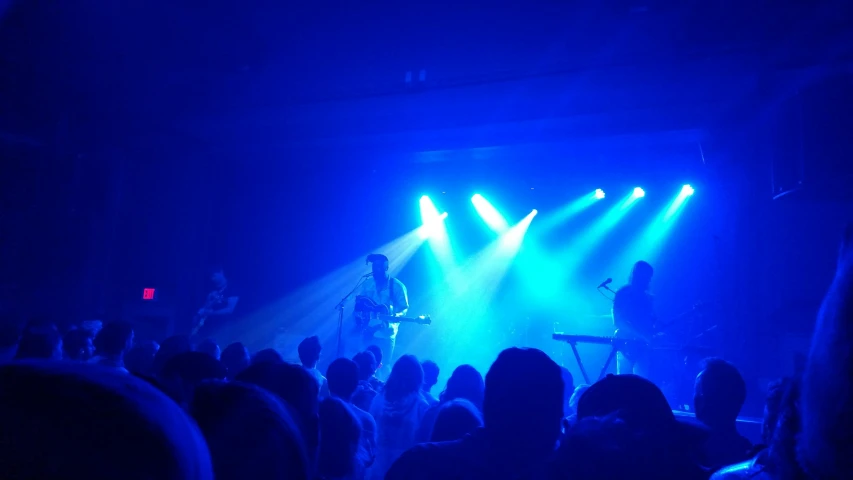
left=375, top=315, right=431, bottom=325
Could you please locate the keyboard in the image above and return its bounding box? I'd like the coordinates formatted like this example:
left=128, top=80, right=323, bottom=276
left=551, top=333, right=616, bottom=346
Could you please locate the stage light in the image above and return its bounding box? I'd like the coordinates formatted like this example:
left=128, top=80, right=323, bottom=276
left=595, top=189, right=605, bottom=199
left=471, top=194, right=509, bottom=233
left=531, top=209, right=538, bottom=216
left=682, top=184, right=694, bottom=196
left=633, top=187, right=645, bottom=198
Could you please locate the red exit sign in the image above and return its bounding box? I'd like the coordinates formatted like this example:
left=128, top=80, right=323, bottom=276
left=142, top=288, right=156, bottom=301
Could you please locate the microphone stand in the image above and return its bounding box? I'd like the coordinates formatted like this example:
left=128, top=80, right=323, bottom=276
left=335, top=275, right=368, bottom=358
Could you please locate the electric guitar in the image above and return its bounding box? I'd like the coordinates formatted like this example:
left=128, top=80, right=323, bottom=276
left=614, top=302, right=709, bottom=355
left=353, top=295, right=431, bottom=339
left=191, top=290, right=225, bottom=336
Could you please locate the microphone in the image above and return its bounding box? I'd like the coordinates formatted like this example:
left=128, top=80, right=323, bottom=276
left=597, top=278, right=613, bottom=289
left=362, top=272, right=373, bottom=278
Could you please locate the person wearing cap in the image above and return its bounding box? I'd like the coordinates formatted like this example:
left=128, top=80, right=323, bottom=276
left=353, top=254, right=409, bottom=378
left=386, top=347, right=564, bottom=480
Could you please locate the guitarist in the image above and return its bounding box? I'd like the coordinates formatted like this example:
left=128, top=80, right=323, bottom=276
left=353, top=254, right=409, bottom=377
left=612, top=260, right=657, bottom=376
left=192, top=267, right=239, bottom=337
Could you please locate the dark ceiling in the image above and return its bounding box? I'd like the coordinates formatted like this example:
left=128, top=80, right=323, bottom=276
left=1, top=1, right=852, bottom=160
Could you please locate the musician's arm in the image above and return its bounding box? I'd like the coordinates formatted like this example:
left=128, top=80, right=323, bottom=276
left=206, top=296, right=239, bottom=316
left=393, top=281, right=409, bottom=318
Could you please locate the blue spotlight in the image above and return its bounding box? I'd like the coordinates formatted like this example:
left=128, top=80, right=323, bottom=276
left=594, top=189, right=605, bottom=199
left=633, top=187, right=645, bottom=198
left=531, top=209, right=538, bottom=216
left=681, top=184, right=695, bottom=196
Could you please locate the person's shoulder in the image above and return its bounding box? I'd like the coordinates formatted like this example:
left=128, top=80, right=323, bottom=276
left=351, top=404, right=376, bottom=425
left=386, top=440, right=467, bottom=479
left=392, top=277, right=407, bottom=288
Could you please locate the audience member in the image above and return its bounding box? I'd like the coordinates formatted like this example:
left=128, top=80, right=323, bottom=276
left=319, top=397, right=363, bottom=480
left=387, top=348, right=564, bottom=480
left=568, top=384, right=590, bottom=417
left=159, top=351, right=227, bottom=406
left=236, top=361, right=320, bottom=468
left=252, top=347, right=284, bottom=365
left=196, top=338, right=221, bottom=360
left=365, top=344, right=385, bottom=387
left=352, top=350, right=379, bottom=412
left=152, top=335, right=193, bottom=376
left=800, top=223, right=853, bottom=480
left=694, top=358, right=753, bottom=470
left=90, top=321, right=134, bottom=371
left=220, top=341, right=251, bottom=379
left=712, top=378, right=806, bottom=480
left=416, top=364, right=484, bottom=442
left=576, top=373, right=709, bottom=480
left=430, top=398, right=483, bottom=442
left=125, top=340, right=160, bottom=377
left=0, top=361, right=213, bottom=479
left=560, top=366, right=575, bottom=416
left=298, top=335, right=328, bottom=395
left=62, top=328, right=94, bottom=361
left=762, top=378, right=793, bottom=448
left=369, top=354, right=429, bottom=479
left=14, top=323, right=62, bottom=360
left=327, top=357, right=377, bottom=473
left=421, top=360, right=440, bottom=406
left=190, top=380, right=309, bottom=480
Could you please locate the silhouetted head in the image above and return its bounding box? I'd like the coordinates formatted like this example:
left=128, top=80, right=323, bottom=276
left=763, top=377, right=792, bottom=445
left=568, top=384, right=590, bottom=417
left=94, top=321, right=134, bottom=358
left=560, top=367, right=575, bottom=416
left=196, top=339, right=220, bottom=361
left=252, top=348, right=284, bottom=366
left=483, top=348, right=563, bottom=460
left=440, top=364, right=485, bottom=410
left=431, top=398, right=483, bottom=442
left=630, top=261, right=654, bottom=291
left=384, top=355, right=424, bottom=403
left=14, top=324, right=62, bottom=360
left=421, top=360, right=440, bottom=391
left=125, top=341, right=160, bottom=377
left=297, top=336, right=321, bottom=368
left=236, top=362, right=320, bottom=466
left=152, top=335, right=193, bottom=376
left=62, top=328, right=94, bottom=361
left=0, top=361, right=213, bottom=479
left=159, top=352, right=227, bottom=406
left=326, top=357, right=359, bottom=401
left=191, top=381, right=309, bottom=480
left=220, top=342, right=250, bottom=378
left=365, top=345, right=383, bottom=369
left=352, top=351, right=377, bottom=381
left=694, top=358, right=747, bottom=429
left=318, top=397, right=361, bottom=480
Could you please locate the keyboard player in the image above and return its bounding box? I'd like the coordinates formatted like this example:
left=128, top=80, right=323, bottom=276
left=612, top=260, right=658, bottom=376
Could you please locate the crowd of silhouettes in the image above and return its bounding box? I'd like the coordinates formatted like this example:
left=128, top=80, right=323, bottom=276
left=3, top=225, right=853, bottom=479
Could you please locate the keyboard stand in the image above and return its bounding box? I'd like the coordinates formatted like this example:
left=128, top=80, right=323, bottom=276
left=566, top=341, right=592, bottom=384
left=565, top=340, right=620, bottom=384
left=598, top=344, right=619, bottom=380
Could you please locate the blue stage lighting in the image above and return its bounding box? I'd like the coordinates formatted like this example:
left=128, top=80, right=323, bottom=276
left=595, top=189, right=605, bottom=199
left=682, top=184, right=695, bottom=196
left=633, top=187, right=645, bottom=198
